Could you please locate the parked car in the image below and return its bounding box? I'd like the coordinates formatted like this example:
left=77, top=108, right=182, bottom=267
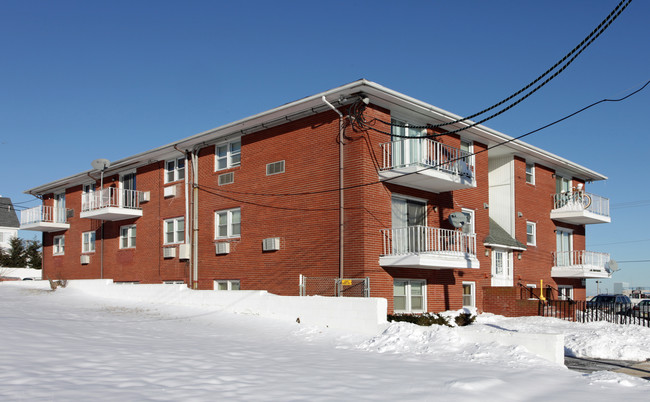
left=586, top=294, right=632, bottom=314
left=631, top=299, right=650, bottom=319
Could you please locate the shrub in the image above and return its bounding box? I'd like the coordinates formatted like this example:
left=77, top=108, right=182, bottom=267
left=388, top=312, right=476, bottom=327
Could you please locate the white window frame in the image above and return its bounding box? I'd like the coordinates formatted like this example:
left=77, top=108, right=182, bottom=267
left=393, top=279, right=426, bottom=313
left=462, top=281, right=476, bottom=308
left=215, top=138, right=241, bottom=171
left=215, top=208, right=241, bottom=239
left=526, top=221, right=536, bottom=246
left=558, top=285, right=573, bottom=301
left=214, top=280, right=241, bottom=291
left=165, top=157, right=185, bottom=184
left=53, top=235, right=65, bottom=255
left=120, top=225, right=137, bottom=249
left=525, top=162, right=535, bottom=184
left=82, top=231, right=96, bottom=253
left=164, top=217, right=185, bottom=245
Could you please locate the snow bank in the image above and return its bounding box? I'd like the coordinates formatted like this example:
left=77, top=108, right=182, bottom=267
left=0, top=267, right=42, bottom=280
left=64, top=279, right=388, bottom=334
left=476, top=314, right=650, bottom=361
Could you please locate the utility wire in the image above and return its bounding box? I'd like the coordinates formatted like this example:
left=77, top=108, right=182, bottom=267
left=197, top=80, right=650, bottom=199
left=362, top=0, right=633, bottom=137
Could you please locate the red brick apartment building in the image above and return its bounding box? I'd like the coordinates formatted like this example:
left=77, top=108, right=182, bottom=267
left=20, top=80, right=613, bottom=314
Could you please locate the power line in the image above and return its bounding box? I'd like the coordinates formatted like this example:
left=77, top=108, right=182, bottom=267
left=356, top=0, right=633, bottom=137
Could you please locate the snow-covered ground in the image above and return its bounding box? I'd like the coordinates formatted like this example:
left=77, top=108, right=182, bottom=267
left=1, top=281, right=649, bottom=401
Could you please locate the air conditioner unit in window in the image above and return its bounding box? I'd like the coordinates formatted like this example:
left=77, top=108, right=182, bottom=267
left=80, top=255, right=90, bottom=265
left=178, top=244, right=190, bottom=260
left=262, top=237, right=280, bottom=251
left=215, top=242, right=230, bottom=255
left=163, top=185, right=177, bottom=198
left=140, top=191, right=151, bottom=202
left=163, top=247, right=176, bottom=258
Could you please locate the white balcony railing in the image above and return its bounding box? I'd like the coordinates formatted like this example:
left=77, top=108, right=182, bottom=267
left=552, top=191, right=610, bottom=218
left=380, top=138, right=475, bottom=178
left=553, top=250, right=610, bottom=267
left=20, top=205, right=68, bottom=225
left=382, top=226, right=477, bottom=257
left=82, top=187, right=141, bottom=212
left=552, top=250, right=611, bottom=278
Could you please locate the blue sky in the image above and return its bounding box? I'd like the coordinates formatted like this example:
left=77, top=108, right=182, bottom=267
left=1, top=1, right=648, bottom=293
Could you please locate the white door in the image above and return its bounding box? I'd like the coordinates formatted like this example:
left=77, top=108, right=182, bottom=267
left=391, top=197, right=426, bottom=254
left=53, top=193, right=65, bottom=223
left=556, top=228, right=573, bottom=266
left=392, top=119, right=425, bottom=167
left=491, top=248, right=513, bottom=286
left=120, top=173, right=137, bottom=207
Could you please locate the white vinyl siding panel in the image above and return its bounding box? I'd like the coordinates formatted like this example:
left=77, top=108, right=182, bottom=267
left=488, top=155, right=515, bottom=236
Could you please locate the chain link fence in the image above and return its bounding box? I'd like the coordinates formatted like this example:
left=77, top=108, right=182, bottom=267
left=299, top=275, right=370, bottom=297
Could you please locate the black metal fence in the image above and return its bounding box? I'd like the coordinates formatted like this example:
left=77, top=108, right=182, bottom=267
left=539, top=300, right=650, bottom=327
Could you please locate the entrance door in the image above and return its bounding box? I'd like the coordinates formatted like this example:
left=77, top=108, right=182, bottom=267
left=556, top=228, right=573, bottom=266
left=491, top=248, right=513, bottom=286
left=391, top=196, right=426, bottom=254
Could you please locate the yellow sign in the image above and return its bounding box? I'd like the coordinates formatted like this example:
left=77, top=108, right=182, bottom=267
left=341, top=279, right=352, bottom=286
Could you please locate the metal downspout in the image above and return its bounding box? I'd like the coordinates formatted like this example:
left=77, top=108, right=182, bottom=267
left=192, top=148, right=200, bottom=289
left=321, top=96, right=344, bottom=281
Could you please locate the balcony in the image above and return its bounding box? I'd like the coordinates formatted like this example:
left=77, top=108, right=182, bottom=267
left=380, top=226, right=480, bottom=269
left=551, top=250, right=611, bottom=278
left=379, top=138, right=476, bottom=193
left=20, top=206, right=71, bottom=232
left=550, top=191, right=610, bottom=224
left=80, top=188, right=143, bottom=221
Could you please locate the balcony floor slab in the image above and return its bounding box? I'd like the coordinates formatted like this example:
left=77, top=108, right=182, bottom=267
left=380, top=253, right=480, bottom=270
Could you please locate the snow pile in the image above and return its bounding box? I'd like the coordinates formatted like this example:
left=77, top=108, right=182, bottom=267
left=1, top=280, right=649, bottom=401
left=475, top=314, right=650, bottom=361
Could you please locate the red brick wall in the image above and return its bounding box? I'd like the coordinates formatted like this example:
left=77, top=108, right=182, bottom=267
left=42, top=160, right=188, bottom=283
left=482, top=286, right=540, bottom=317
left=39, top=100, right=591, bottom=315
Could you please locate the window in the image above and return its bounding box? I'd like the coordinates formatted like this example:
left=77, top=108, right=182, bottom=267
left=53, top=235, right=65, bottom=255
left=215, top=208, right=241, bottom=239
left=120, top=225, right=136, bottom=249
left=556, top=175, right=571, bottom=193
left=526, top=222, right=536, bottom=246
left=526, top=284, right=537, bottom=300
left=525, top=163, right=535, bottom=184
left=266, top=160, right=285, bottom=176
left=215, top=139, right=241, bottom=171
left=165, top=157, right=185, bottom=183
left=82, top=231, right=96, bottom=253
left=164, top=217, right=185, bottom=244
left=121, top=172, right=136, bottom=191
left=462, top=282, right=476, bottom=308
left=558, top=285, right=573, bottom=301
left=214, top=280, right=240, bottom=291
left=393, top=279, right=426, bottom=313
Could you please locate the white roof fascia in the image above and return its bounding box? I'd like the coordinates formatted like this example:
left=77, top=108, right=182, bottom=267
left=25, top=79, right=606, bottom=195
